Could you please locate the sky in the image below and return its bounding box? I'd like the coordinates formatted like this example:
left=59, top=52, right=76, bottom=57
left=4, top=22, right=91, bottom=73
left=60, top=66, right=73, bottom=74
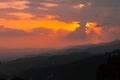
left=0, top=0, right=120, bottom=48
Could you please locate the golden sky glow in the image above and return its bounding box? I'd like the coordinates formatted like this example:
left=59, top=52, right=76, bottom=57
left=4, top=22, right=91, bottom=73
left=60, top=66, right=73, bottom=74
left=0, top=0, right=119, bottom=48
left=0, top=18, right=80, bottom=32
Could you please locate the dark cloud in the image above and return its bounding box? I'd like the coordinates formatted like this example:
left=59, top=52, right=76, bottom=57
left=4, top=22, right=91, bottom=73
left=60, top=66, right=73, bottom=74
left=92, top=0, right=120, bottom=7
left=1, top=0, right=119, bottom=25
left=0, top=26, right=29, bottom=37
left=31, top=27, right=53, bottom=35
left=66, top=27, right=88, bottom=41
left=96, top=23, right=112, bottom=27
left=0, top=26, right=53, bottom=37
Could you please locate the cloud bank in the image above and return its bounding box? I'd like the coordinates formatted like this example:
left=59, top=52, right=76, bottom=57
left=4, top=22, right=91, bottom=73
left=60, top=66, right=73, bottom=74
left=0, top=0, right=120, bottom=48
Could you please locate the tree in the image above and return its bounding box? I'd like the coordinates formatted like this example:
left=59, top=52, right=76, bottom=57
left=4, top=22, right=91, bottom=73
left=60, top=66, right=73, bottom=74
left=96, top=49, right=120, bottom=80
left=0, top=78, right=6, bottom=80
left=10, top=77, right=24, bottom=80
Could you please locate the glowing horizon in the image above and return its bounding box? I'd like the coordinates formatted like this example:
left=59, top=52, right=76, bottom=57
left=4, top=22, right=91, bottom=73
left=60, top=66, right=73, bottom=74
left=0, top=0, right=120, bottom=48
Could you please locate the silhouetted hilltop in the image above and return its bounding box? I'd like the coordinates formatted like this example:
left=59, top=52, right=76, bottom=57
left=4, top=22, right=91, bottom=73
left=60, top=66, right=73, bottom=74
left=82, top=40, right=120, bottom=54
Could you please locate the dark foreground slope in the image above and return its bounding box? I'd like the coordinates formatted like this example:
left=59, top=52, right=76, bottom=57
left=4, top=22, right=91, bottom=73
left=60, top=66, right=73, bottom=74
left=18, top=54, right=105, bottom=80
left=18, top=49, right=120, bottom=80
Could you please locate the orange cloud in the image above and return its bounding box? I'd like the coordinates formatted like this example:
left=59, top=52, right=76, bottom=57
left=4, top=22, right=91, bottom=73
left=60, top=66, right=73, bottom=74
left=0, top=1, right=30, bottom=10
left=7, top=12, right=34, bottom=19
left=38, top=7, right=48, bottom=11
left=0, top=18, right=80, bottom=32
left=73, top=3, right=92, bottom=9
left=82, top=22, right=120, bottom=44
left=45, top=15, right=59, bottom=19
left=40, top=2, right=58, bottom=7
left=85, top=22, right=102, bottom=35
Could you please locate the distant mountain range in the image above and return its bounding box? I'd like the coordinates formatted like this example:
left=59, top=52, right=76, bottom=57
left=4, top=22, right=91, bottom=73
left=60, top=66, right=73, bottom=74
left=0, top=40, right=120, bottom=79
left=18, top=54, right=105, bottom=80
left=0, top=48, right=55, bottom=61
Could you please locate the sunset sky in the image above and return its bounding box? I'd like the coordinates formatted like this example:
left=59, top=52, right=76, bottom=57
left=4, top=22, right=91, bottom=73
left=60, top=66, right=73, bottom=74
left=0, top=0, right=120, bottom=48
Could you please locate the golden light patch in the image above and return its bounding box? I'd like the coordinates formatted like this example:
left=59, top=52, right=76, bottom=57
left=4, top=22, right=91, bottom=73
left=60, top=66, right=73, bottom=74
left=73, top=4, right=85, bottom=9
left=0, top=18, right=79, bottom=32
left=85, top=22, right=102, bottom=35
left=73, top=3, right=92, bottom=9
